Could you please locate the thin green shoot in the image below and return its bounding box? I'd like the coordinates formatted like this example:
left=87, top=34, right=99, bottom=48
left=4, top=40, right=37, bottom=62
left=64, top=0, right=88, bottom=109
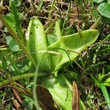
left=2, top=52, right=27, bottom=84
left=100, top=73, right=110, bottom=81
left=0, top=57, right=11, bottom=79
left=79, top=55, right=86, bottom=68
left=0, top=57, right=20, bottom=92
left=33, top=53, right=48, bottom=110
left=91, top=74, right=100, bottom=87
left=73, top=59, right=84, bottom=71
left=0, top=93, right=5, bottom=110
left=56, top=0, right=62, bottom=28
left=6, top=54, right=29, bottom=83
left=74, top=0, right=81, bottom=10
left=99, top=101, right=110, bottom=108
left=101, top=45, right=110, bottom=47
left=100, top=84, right=110, bottom=109
left=48, top=0, right=56, bottom=17
left=62, top=0, right=72, bottom=35
left=91, top=1, right=103, bottom=39
left=92, top=46, right=100, bottom=64
left=91, top=68, right=110, bottom=109
left=93, top=34, right=110, bottom=49
left=0, top=14, right=37, bottom=67
left=7, top=55, right=20, bottom=75
left=20, top=94, right=37, bottom=108
left=10, top=0, right=24, bottom=42
left=38, top=0, right=43, bottom=11
left=65, top=26, right=75, bottom=35
left=99, top=48, right=110, bottom=52
left=80, top=61, right=106, bottom=79
left=0, top=91, right=6, bottom=98
left=65, top=0, right=72, bottom=32
left=79, top=0, right=84, bottom=30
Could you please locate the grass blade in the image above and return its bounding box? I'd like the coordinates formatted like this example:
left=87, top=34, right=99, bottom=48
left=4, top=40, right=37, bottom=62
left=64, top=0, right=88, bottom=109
left=100, top=84, right=110, bottom=109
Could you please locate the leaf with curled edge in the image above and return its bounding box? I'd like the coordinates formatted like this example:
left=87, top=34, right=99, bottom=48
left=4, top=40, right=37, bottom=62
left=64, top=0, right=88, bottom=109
left=47, top=20, right=99, bottom=75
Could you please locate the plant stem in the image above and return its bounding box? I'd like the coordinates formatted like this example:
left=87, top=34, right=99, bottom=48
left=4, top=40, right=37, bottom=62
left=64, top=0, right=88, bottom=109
left=0, top=72, right=48, bottom=87
left=0, top=14, right=37, bottom=67
left=90, top=16, right=101, bottom=29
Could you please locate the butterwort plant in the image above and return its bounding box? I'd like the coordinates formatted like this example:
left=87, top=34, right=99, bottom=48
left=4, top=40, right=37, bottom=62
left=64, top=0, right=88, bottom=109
left=26, top=18, right=99, bottom=109
left=26, top=18, right=99, bottom=75
left=0, top=15, right=99, bottom=109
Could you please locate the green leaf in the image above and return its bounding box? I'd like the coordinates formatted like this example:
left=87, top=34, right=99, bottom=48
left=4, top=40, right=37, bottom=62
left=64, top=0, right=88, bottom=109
left=10, top=0, right=21, bottom=7
left=79, top=98, right=86, bottom=110
left=47, top=34, right=57, bottom=46
left=90, top=74, right=100, bottom=87
left=40, top=74, right=86, bottom=110
left=38, top=0, right=43, bottom=10
left=98, top=3, right=110, bottom=18
left=3, top=14, right=16, bottom=33
left=9, top=39, right=20, bottom=51
left=26, top=18, right=99, bottom=76
left=5, top=36, right=13, bottom=44
left=104, top=77, right=110, bottom=83
left=48, top=20, right=99, bottom=75
left=40, top=74, right=73, bottom=110
left=26, top=18, right=50, bottom=72
left=101, top=82, right=110, bottom=86
left=93, top=0, right=104, bottom=3
left=100, top=84, right=110, bottom=109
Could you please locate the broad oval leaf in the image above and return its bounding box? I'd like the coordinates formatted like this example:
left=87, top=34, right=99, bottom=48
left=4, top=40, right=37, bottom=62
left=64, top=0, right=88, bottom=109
left=40, top=74, right=86, bottom=110
left=40, top=74, right=73, bottom=110
left=9, top=39, right=20, bottom=51
left=5, top=36, right=13, bottom=45
left=98, top=3, right=110, bottom=18
left=26, top=18, right=50, bottom=73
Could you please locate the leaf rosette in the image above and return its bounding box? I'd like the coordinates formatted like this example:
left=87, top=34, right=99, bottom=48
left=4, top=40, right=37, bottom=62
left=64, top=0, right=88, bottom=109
left=26, top=18, right=99, bottom=75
